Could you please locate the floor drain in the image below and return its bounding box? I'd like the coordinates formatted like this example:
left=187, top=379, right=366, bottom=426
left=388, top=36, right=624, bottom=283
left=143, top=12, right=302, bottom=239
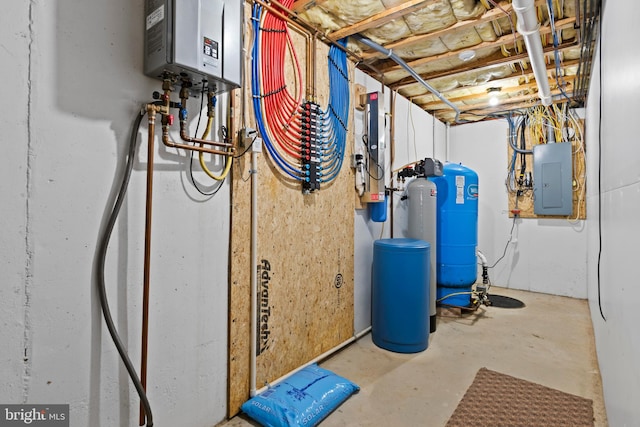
left=488, top=294, right=525, bottom=309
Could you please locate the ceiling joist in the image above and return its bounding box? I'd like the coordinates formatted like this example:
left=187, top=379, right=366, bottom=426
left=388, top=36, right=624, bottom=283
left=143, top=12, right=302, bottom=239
left=388, top=40, right=579, bottom=90
left=288, top=0, right=596, bottom=123
left=379, top=17, right=576, bottom=74
left=419, top=80, right=564, bottom=110
left=328, top=0, right=439, bottom=41
left=410, top=58, right=579, bottom=106
left=291, top=0, right=328, bottom=12
left=445, top=86, right=575, bottom=121
left=360, top=1, right=515, bottom=60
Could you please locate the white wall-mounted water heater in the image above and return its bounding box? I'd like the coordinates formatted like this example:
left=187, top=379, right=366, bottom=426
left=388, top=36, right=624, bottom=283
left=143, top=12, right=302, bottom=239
left=144, top=0, right=242, bottom=93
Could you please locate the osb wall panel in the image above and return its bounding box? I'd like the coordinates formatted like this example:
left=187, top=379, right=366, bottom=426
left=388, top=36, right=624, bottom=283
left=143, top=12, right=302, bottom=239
left=228, top=7, right=356, bottom=416
left=507, top=121, right=586, bottom=220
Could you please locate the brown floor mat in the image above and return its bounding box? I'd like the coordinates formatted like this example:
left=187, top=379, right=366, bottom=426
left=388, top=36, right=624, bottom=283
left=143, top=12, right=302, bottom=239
left=446, top=368, right=594, bottom=427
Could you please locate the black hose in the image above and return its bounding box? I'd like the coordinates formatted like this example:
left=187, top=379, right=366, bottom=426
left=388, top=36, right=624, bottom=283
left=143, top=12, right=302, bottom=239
left=96, top=107, right=154, bottom=426
left=596, top=12, right=606, bottom=322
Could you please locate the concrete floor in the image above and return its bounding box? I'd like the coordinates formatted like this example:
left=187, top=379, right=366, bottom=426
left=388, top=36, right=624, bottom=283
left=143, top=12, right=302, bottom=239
left=220, top=287, right=607, bottom=426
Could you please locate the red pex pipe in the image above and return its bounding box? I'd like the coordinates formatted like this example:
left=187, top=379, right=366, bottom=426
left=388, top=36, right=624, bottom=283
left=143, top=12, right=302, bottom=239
left=259, top=4, right=304, bottom=160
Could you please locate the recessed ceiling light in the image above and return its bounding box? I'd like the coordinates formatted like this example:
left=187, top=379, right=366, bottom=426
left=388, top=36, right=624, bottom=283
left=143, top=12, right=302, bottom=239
left=458, top=50, right=476, bottom=61
left=487, top=87, right=502, bottom=107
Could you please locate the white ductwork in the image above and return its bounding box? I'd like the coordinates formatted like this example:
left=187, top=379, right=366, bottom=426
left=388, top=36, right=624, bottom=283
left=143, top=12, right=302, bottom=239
left=513, top=0, right=553, bottom=106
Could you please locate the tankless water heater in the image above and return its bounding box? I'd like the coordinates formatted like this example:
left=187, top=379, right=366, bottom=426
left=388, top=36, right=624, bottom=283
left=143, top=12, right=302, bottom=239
left=144, top=0, right=242, bottom=93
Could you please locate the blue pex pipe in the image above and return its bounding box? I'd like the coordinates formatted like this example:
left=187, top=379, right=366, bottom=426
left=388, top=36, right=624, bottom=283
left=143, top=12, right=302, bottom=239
left=322, top=40, right=349, bottom=183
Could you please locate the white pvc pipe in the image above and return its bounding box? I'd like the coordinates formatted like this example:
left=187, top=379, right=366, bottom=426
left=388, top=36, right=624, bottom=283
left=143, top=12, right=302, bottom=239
left=513, top=0, right=553, bottom=106
left=249, top=147, right=258, bottom=397
left=445, top=123, right=450, bottom=162
left=255, top=327, right=372, bottom=395
left=476, top=250, right=488, bottom=267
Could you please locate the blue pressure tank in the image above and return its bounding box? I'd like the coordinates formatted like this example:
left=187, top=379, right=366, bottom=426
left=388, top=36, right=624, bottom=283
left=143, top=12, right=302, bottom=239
left=431, top=163, right=478, bottom=307
left=372, top=238, right=430, bottom=353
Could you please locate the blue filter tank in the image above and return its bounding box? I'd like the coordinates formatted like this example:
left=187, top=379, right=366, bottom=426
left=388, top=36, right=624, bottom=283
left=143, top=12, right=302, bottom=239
left=372, top=238, right=430, bottom=353
left=431, top=163, right=478, bottom=307
left=369, top=194, right=388, bottom=223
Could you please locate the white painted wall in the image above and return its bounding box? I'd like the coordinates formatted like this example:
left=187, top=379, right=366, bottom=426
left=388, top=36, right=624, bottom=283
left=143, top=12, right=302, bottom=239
left=391, top=95, right=446, bottom=239
left=352, top=70, right=389, bottom=333
left=1, top=2, right=229, bottom=426
left=0, top=0, right=30, bottom=405
left=586, top=1, right=640, bottom=424
left=6, top=1, right=637, bottom=425
left=448, top=120, right=588, bottom=298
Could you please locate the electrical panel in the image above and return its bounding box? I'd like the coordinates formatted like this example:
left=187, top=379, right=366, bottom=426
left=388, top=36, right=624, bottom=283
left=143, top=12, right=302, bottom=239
left=144, top=0, right=242, bottom=93
left=533, top=142, right=573, bottom=215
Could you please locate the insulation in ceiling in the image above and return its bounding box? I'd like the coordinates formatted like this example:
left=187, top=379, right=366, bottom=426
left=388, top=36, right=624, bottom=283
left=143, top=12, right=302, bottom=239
left=294, top=0, right=588, bottom=122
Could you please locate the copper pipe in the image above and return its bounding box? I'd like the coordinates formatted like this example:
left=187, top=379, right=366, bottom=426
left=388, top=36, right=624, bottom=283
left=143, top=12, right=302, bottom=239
left=136, top=97, right=233, bottom=424
left=139, top=104, right=158, bottom=426
left=228, top=87, right=237, bottom=145
left=311, top=34, right=317, bottom=100
left=305, top=32, right=313, bottom=100
left=176, top=93, right=235, bottom=153
left=179, top=123, right=235, bottom=149
left=280, top=13, right=313, bottom=101
left=161, top=127, right=234, bottom=156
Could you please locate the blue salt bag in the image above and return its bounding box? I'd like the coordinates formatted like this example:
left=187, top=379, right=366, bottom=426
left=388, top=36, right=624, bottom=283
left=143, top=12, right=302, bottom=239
left=241, top=364, right=359, bottom=426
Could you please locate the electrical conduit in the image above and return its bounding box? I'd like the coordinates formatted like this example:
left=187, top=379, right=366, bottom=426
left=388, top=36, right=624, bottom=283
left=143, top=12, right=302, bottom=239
left=352, top=34, right=463, bottom=123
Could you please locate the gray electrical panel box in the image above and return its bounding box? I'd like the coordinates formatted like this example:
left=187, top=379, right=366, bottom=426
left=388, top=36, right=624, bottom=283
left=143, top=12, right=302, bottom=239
left=144, top=0, right=242, bottom=93
left=533, top=142, right=573, bottom=216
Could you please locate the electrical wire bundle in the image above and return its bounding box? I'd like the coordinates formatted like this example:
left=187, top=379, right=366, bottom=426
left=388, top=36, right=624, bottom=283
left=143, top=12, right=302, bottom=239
left=250, top=2, right=349, bottom=191
left=505, top=104, right=585, bottom=219
left=545, top=0, right=572, bottom=101
left=506, top=111, right=533, bottom=196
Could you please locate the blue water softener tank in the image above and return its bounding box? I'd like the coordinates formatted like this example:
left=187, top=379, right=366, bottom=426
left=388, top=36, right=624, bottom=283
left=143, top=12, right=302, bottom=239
left=372, top=238, right=430, bottom=353
left=431, top=163, right=478, bottom=307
